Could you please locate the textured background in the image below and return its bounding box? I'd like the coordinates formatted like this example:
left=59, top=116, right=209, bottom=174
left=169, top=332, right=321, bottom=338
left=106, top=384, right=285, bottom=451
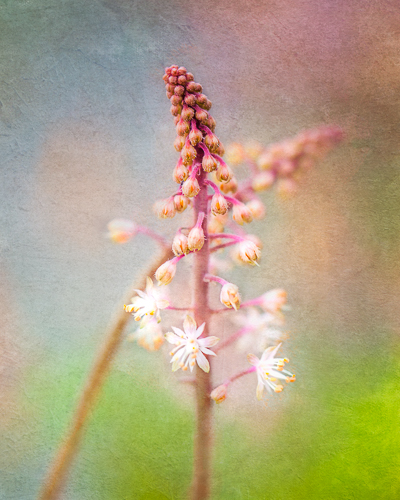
left=1, top=0, right=400, bottom=498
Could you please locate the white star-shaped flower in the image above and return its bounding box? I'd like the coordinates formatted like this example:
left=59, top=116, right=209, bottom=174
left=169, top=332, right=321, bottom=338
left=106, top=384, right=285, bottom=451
left=247, top=343, right=295, bottom=400
left=124, top=277, right=169, bottom=324
left=165, top=315, right=219, bottom=373
left=127, top=317, right=164, bottom=352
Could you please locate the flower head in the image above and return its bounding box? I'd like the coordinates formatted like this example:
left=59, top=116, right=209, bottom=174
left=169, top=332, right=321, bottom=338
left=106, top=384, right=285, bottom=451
left=236, top=240, right=261, bottom=266
left=210, top=384, right=228, bottom=404
left=107, top=219, right=136, bottom=244
left=128, top=317, right=164, bottom=351
left=165, top=315, right=219, bottom=373
left=124, top=277, right=169, bottom=323
left=155, top=259, right=177, bottom=285
left=220, top=282, right=241, bottom=310
left=247, top=343, right=295, bottom=400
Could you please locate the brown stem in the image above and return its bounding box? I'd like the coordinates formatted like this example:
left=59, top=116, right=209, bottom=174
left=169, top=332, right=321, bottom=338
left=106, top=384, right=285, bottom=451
left=39, top=246, right=173, bottom=500
left=190, top=170, right=213, bottom=500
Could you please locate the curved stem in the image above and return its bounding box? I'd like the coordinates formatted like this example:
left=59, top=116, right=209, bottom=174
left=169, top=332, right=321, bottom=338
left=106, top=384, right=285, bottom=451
left=214, top=326, right=253, bottom=353
left=38, top=247, right=173, bottom=500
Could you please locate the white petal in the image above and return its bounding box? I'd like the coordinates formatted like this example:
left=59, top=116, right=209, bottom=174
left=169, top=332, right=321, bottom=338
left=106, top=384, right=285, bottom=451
left=194, top=322, right=206, bottom=338
left=183, top=315, right=197, bottom=335
left=261, top=343, right=281, bottom=362
left=196, top=351, right=210, bottom=373
left=256, top=380, right=264, bottom=400
left=200, top=347, right=217, bottom=356
left=247, top=353, right=259, bottom=366
left=156, top=299, right=170, bottom=310
left=199, top=336, right=219, bottom=347
left=134, top=289, right=147, bottom=299
left=165, top=331, right=181, bottom=345
left=171, top=326, right=186, bottom=338
left=145, top=277, right=154, bottom=292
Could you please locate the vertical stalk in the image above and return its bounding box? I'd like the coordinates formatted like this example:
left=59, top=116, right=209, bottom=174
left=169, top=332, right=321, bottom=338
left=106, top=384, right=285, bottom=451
left=191, top=169, right=212, bottom=500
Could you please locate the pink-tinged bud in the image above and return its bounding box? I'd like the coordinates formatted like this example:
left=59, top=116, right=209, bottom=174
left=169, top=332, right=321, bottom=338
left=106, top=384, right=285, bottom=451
left=163, top=74, right=169, bottom=83
left=278, top=159, right=296, bottom=176
left=182, top=176, right=200, bottom=197
left=215, top=141, right=225, bottom=156
left=219, top=176, right=238, bottom=194
left=172, top=233, right=189, bottom=256
left=170, top=94, right=183, bottom=106
left=260, top=289, right=287, bottom=313
left=181, top=139, right=197, bottom=165
left=246, top=199, right=266, bottom=220
left=244, top=141, right=263, bottom=159
left=257, top=151, right=275, bottom=170
left=226, top=143, right=245, bottom=165
left=186, top=72, right=194, bottom=81
left=237, top=240, right=261, bottom=265
left=173, top=161, right=189, bottom=183
left=166, top=91, right=173, bottom=99
left=186, top=81, right=198, bottom=93
left=174, top=114, right=181, bottom=126
left=252, top=171, right=276, bottom=191
left=188, top=226, right=205, bottom=251
left=168, top=75, right=178, bottom=84
left=220, top=282, right=241, bottom=310
left=207, top=116, right=216, bottom=132
left=176, top=119, right=190, bottom=136
left=174, top=85, right=185, bottom=96
left=210, top=384, right=228, bottom=404
left=155, top=259, right=177, bottom=286
left=211, top=193, right=229, bottom=216
left=205, top=132, right=220, bottom=153
left=174, top=135, right=186, bottom=152
left=178, top=75, right=187, bottom=85
left=189, top=126, right=203, bottom=146
left=170, top=104, right=182, bottom=116
left=107, top=219, right=136, bottom=244
left=184, top=94, right=197, bottom=107
left=195, top=107, right=208, bottom=123
left=232, top=203, right=253, bottom=225
left=154, top=198, right=176, bottom=219
left=216, top=163, right=233, bottom=183
left=202, top=152, right=218, bottom=173
left=196, top=93, right=207, bottom=106
left=208, top=213, right=228, bottom=234
left=171, top=67, right=178, bottom=76
left=173, top=194, right=189, bottom=213
left=166, top=84, right=175, bottom=93
left=178, top=66, right=187, bottom=75
left=181, top=105, right=195, bottom=121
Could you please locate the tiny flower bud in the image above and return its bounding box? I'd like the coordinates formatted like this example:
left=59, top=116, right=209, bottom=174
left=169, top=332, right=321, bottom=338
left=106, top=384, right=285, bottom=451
left=177, top=66, right=187, bottom=75
left=202, top=152, right=218, bottom=173
left=168, top=75, right=178, bottom=84
left=257, top=151, right=275, bottom=170
left=206, top=116, right=216, bottom=132
left=177, top=75, right=187, bottom=85
left=215, top=141, right=225, bottom=156
left=244, top=141, right=263, bottom=159
left=210, top=384, right=228, bottom=404
left=246, top=199, right=266, bottom=219
left=226, top=143, right=245, bottom=165
left=186, top=81, right=199, bottom=93
left=174, top=135, right=186, bottom=152
left=187, top=226, right=205, bottom=251
left=252, top=171, right=276, bottom=191
left=182, top=176, right=200, bottom=197
left=232, top=203, right=253, bottom=225
left=211, top=193, right=229, bottom=216
left=208, top=213, right=228, bottom=234
left=184, top=94, right=197, bottom=107
left=170, top=94, right=182, bottom=106
left=220, top=282, right=241, bottom=310
left=172, top=232, right=189, bottom=256
left=189, top=126, right=203, bottom=146
left=155, top=259, right=177, bottom=285
left=174, top=114, right=181, bottom=126
left=237, top=240, right=261, bottom=265
left=155, top=198, right=176, bottom=219
left=107, top=219, right=136, bottom=244
left=204, top=132, right=220, bottom=153
left=176, top=118, right=190, bottom=136
left=166, top=91, right=173, bottom=99
left=181, top=105, right=195, bottom=121
left=195, top=107, right=208, bottom=123
left=260, top=289, right=287, bottom=313
left=173, top=194, right=189, bottom=213
left=163, top=73, right=169, bottom=83
left=171, top=67, right=178, bottom=76
left=170, top=104, right=182, bottom=116
left=278, top=159, right=296, bottom=176
left=215, top=163, right=233, bottom=183
left=186, top=72, right=194, bottom=81
left=174, top=85, right=185, bottom=96
left=219, top=176, right=238, bottom=194
left=196, top=93, right=207, bottom=106
left=181, top=139, right=197, bottom=165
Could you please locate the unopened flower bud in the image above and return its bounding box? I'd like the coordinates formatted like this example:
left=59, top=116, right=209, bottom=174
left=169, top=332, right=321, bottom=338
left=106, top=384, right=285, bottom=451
left=189, top=128, right=203, bottom=146
left=219, top=176, right=238, bottom=194
left=177, top=66, right=187, bottom=75
left=181, top=105, right=195, bottom=121
left=170, top=104, right=182, bottom=116
left=168, top=75, right=178, bottom=84
left=170, top=94, right=182, bottom=106
left=211, top=193, right=229, bottom=216
left=215, top=141, right=225, bottom=156
left=173, top=194, right=189, bottom=213
left=166, top=91, right=173, bottom=99
left=246, top=199, right=266, bottom=219
left=207, top=116, right=216, bottom=132
left=196, top=93, right=207, bottom=106
left=176, top=118, right=190, bottom=136
left=195, top=107, right=208, bottom=123
left=174, top=135, right=186, bottom=152
left=186, top=81, right=199, bottom=93
left=186, top=72, right=194, bottom=81
left=232, top=203, right=253, bottom=225
left=174, top=85, right=185, bottom=96
left=181, top=139, right=197, bottom=165
left=188, top=226, right=205, bottom=251
left=182, top=176, right=200, bottom=197
left=172, top=233, right=189, bottom=256
left=174, top=114, right=181, bottom=126
left=237, top=240, right=261, bottom=265
left=155, top=259, right=177, bottom=286
left=226, top=143, right=245, bottom=165
left=205, top=132, right=220, bottom=153
left=216, top=163, right=233, bottom=183
left=184, top=94, right=197, bottom=107
left=220, top=282, right=241, bottom=310
left=252, top=171, right=276, bottom=191
left=210, top=384, right=228, bottom=404
left=278, top=159, right=296, bottom=176
left=178, top=75, right=187, bottom=85
left=155, top=198, right=176, bottom=219
left=257, top=151, right=275, bottom=170
left=208, top=213, right=228, bottom=234
left=107, top=219, right=136, bottom=244
left=202, top=152, right=218, bottom=172
left=260, top=289, right=287, bottom=313
left=244, top=141, right=263, bottom=159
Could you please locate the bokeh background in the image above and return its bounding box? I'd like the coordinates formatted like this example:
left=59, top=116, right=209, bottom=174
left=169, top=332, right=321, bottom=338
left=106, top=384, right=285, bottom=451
left=1, top=0, right=400, bottom=498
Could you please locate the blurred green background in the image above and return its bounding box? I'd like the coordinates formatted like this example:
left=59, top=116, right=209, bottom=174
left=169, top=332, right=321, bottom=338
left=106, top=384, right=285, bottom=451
left=1, top=0, right=400, bottom=498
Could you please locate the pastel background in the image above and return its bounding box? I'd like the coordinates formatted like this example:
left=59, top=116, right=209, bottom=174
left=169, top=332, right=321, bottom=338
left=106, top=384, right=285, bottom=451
left=1, top=0, right=400, bottom=498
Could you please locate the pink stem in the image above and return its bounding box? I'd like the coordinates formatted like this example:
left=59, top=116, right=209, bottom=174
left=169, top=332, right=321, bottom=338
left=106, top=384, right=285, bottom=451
left=136, top=226, right=169, bottom=247
left=214, top=326, right=254, bottom=352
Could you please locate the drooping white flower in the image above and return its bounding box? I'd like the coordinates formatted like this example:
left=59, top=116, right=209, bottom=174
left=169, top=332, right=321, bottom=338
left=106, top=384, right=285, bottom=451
left=127, top=317, right=164, bottom=351
left=124, top=277, right=169, bottom=323
left=107, top=219, right=136, bottom=243
left=247, top=343, right=295, bottom=400
left=165, top=315, right=219, bottom=373
left=234, top=308, right=285, bottom=351
left=220, top=282, right=241, bottom=310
